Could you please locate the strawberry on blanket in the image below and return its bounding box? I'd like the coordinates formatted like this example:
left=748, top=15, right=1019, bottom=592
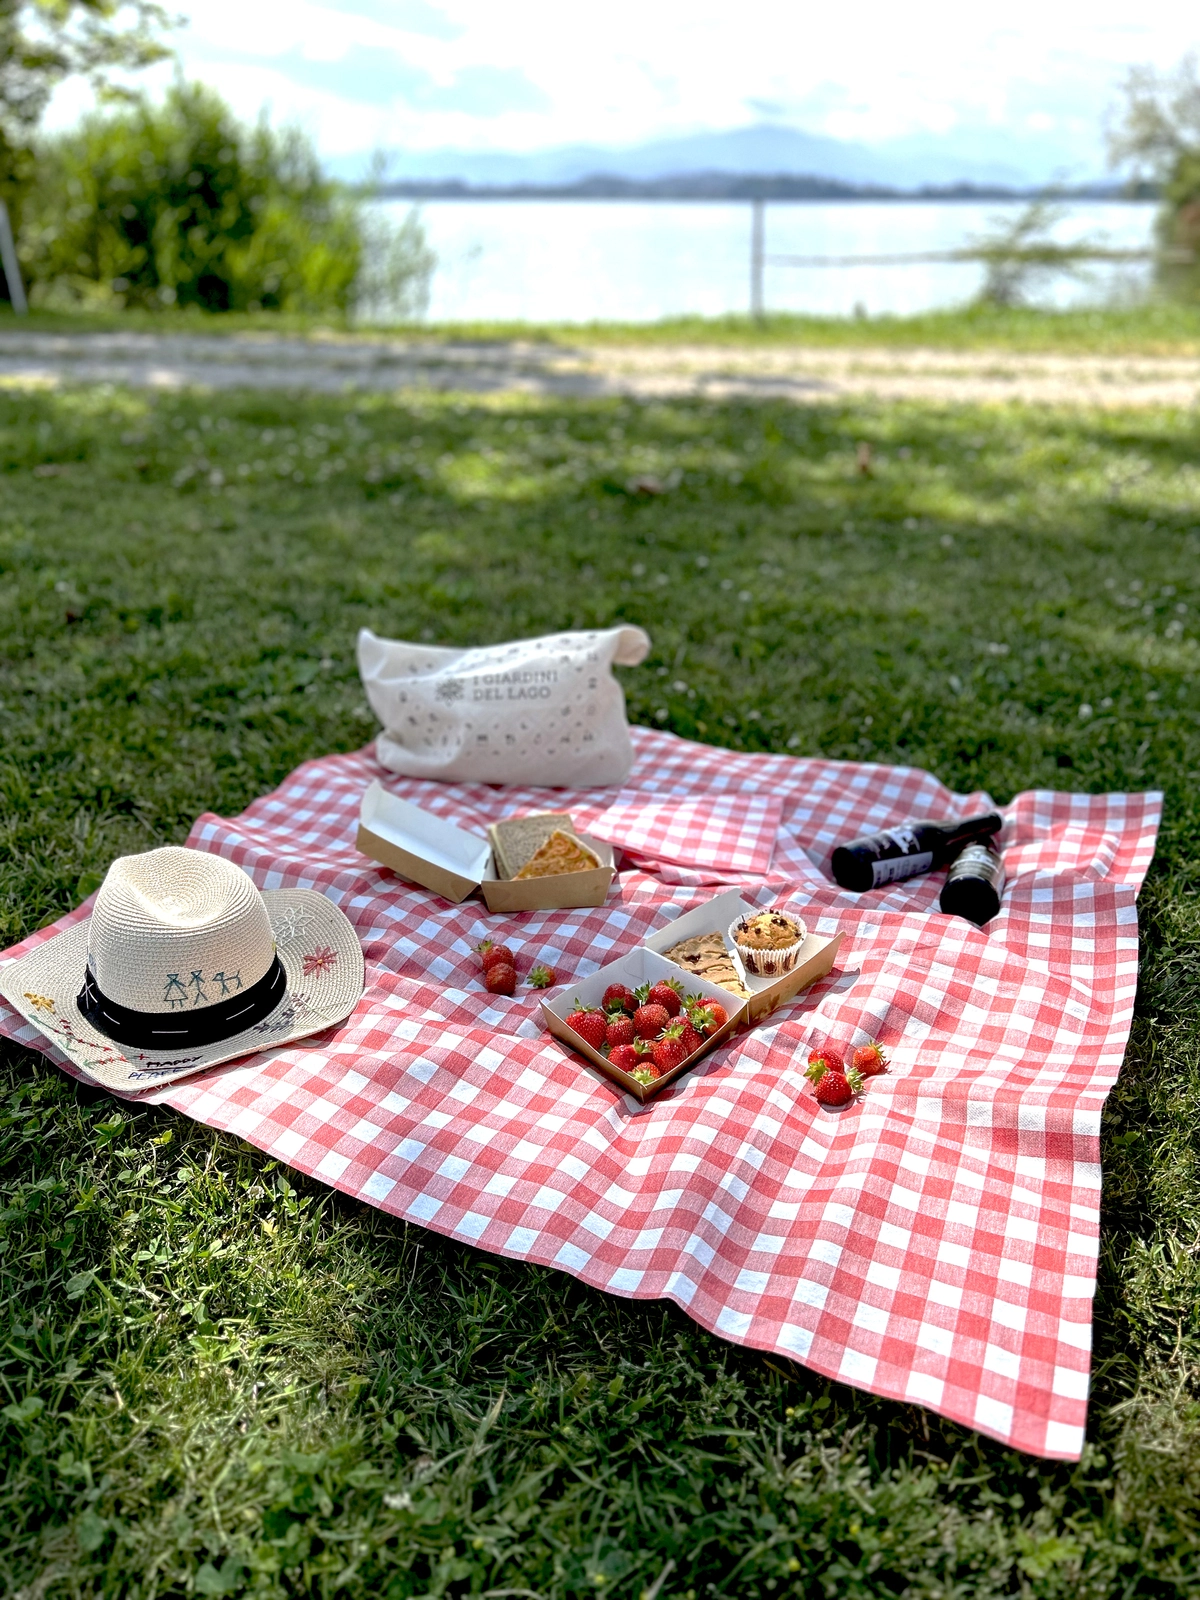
left=805, top=1057, right=864, bottom=1107
left=852, top=1041, right=889, bottom=1076
left=485, top=964, right=516, bottom=996
left=477, top=940, right=517, bottom=974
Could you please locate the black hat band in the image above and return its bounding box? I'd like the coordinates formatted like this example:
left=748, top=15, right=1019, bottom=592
left=78, top=954, right=287, bottom=1050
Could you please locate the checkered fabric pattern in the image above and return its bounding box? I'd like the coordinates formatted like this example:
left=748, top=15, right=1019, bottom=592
left=0, top=728, right=1160, bottom=1459
left=588, top=789, right=783, bottom=875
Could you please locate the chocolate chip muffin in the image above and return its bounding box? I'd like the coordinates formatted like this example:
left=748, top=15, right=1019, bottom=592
left=729, top=908, right=807, bottom=976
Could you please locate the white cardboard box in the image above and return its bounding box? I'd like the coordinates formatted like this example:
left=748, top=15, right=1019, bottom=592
left=540, top=946, right=744, bottom=1104
left=356, top=781, right=615, bottom=911
left=643, top=887, right=843, bottom=1024
left=543, top=888, right=843, bottom=1100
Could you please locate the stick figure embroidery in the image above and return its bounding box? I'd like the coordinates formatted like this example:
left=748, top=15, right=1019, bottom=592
left=302, top=946, right=338, bottom=978
left=163, top=973, right=188, bottom=1009
left=212, top=970, right=242, bottom=997
left=23, top=992, right=55, bottom=1013
left=188, top=971, right=208, bottom=1006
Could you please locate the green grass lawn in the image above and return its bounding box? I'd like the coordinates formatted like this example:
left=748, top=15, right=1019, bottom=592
left=4, top=378, right=1200, bottom=1597
left=9, top=298, right=1200, bottom=353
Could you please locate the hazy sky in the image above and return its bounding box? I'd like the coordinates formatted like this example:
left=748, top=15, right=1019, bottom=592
left=49, top=1, right=1200, bottom=162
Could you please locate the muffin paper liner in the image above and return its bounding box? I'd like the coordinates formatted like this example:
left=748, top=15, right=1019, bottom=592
left=728, top=912, right=809, bottom=977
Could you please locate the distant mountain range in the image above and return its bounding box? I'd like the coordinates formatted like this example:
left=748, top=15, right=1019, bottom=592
left=371, top=173, right=1128, bottom=203
left=336, top=121, right=1113, bottom=194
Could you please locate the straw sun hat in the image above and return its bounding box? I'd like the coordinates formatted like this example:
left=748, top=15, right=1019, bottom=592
left=0, top=846, right=364, bottom=1091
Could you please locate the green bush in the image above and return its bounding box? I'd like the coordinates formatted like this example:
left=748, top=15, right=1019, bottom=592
left=18, top=80, right=422, bottom=316
left=1107, top=58, right=1200, bottom=305
left=1155, top=152, right=1200, bottom=303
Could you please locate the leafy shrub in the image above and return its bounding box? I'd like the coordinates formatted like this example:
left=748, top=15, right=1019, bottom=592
left=967, top=200, right=1102, bottom=308
left=1108, top=56, right=1200, bottom=304
left=0, top=0, right=171, bottom=223
left=1154, top=151, right=1200, bottom=303
left=354, top=205, right=437, bottom=322
left=18, top=80, right=432, bottom=317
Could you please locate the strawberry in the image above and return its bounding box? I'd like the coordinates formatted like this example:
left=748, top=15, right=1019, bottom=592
left=651, top=1020, right=690, bottom=1075
left=852, top=1041, right=889, bottom=1077
left=646, top=979, right=684, bottom=1017
left=528, top=963, right=557, bottom=989
left=634, top=1042, right=661, bottom=1078
left=677, top=1020, right=703, bottom=1056
left=807, top=1045, right=844, bottom=1077
left=565, top=1001, right=608, bottom=1052
left=805, top=1057, right=864, bottom=1107
left=603, top=983, right=637, bottom=1014
left=485, top=964, right=516, bottom=996
left=477, top=940, right=516, bottom=974
left=812, top=1070, right=856, bottom=1107
left=608, top=1043, right=642, bottom=1073
left=630, top=1067, right=658, bottom=1087
left=605, top=1014, right=635, bottom=1049
left=689, top=999, right=728, bottom=1036
left=633, top=1002, right=670, bottom=1040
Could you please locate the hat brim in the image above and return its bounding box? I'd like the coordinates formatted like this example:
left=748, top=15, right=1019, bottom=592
left=0, top=889, right=364, bottom=1092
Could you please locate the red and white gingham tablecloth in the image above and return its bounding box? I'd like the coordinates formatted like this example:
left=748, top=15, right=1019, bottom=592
left=0, top=729, right=1159, bottom=1458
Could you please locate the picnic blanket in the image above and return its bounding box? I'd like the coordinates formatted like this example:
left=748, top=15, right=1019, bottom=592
left=0, top=729, right=1160, bottom=1458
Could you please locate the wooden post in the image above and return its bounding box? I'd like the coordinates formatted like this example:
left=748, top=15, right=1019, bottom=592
left=750, top=196, right=764, bottom=323
left=0, top=201, right=27, bottom=314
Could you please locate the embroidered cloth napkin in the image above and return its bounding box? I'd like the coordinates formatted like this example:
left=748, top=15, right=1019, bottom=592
left=585, top=789, right=783, bottom=875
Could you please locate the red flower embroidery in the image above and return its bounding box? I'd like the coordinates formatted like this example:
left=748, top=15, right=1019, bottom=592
left=302, top=946, right=338, bottom=977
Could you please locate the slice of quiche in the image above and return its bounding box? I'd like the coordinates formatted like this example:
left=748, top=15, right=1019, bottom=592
left=512, top=829, right=601, bottom=879
left=661, top=931, right=751, bottom=998
left=489, top=812, right=574, bottom=880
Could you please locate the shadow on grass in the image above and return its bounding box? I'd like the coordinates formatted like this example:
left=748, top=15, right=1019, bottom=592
left=4, top=382, right=1200, bottom=1594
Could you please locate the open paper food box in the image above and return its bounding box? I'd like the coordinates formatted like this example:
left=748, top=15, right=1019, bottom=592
left=356, top=781, right=615, bottom=911
left=542, top=887, right=844, bottom=1102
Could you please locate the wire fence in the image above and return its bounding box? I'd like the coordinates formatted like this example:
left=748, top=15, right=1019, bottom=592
left=766, top=247, right=1190, bottom=268
left=745, top=195, right=1190, bottom=319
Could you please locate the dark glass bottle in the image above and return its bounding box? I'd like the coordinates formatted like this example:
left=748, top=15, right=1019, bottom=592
left=831, top=811, right=1002, bottom=892
left=940, top=841, right=1005, bottom=926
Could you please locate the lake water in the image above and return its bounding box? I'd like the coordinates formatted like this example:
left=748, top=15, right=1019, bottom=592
left=373, top=199, right=1159, bottom=324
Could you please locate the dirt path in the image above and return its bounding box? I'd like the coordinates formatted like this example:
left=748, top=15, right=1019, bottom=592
left=3, top=328, right=1198, bottom=407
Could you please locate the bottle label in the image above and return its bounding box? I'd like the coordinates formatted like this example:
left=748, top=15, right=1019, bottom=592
left=887, top=826, right=922, bottom=855
left=872, top=851, right=934, bottom=887
left=947, top=843, right=1004, bottom=888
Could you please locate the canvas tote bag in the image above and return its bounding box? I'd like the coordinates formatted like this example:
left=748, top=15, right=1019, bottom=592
left=357, top=625, right=651, bottom=786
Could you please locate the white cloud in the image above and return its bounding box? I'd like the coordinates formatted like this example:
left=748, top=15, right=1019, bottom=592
left=43, top=0, right=1200, bottom=163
